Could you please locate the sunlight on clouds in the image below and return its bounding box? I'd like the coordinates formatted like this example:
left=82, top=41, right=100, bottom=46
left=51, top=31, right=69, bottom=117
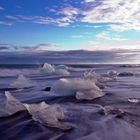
left=87, top=40, right=140, bottom=50
left=82, top=0, right=140, bottom=31
left=96, top=32, right=128, bottom=41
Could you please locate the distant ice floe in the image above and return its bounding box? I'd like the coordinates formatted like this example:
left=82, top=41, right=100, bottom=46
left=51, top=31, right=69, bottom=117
left=0, top=91, right=25, bottom=117
left=24, top=102, right=72, bottom=130
left=10, top=74, right=34, bottom=89
left=40, top=63, right=70, bottom=76
left=51, top=70, right=107, bottom=100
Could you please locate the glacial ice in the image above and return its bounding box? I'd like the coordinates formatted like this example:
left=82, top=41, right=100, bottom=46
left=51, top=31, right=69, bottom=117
left=40, top=63, right=70, bottom=76
left=83, top=70, right=105, bottom=89
left=40, top=63, right=55, bottom=74
left=24, top=102, right=72, bottom=130
left=55, top=68, right=70, bottom=76
left=55, top=64, right=68, bottom=70
left=76, top=89, right=104, bottom=100
left=107, top=70, right=118, bottom=78
left=0, top=91, right=25, bottom=117
left=10, top=74, right=34, bottom=89
left=51, top=77, right=104, bottom=100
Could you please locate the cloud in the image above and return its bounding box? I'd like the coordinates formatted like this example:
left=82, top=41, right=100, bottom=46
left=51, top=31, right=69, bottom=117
left=0, top=21, right=13, bottom=26
left=33, top=43, right=58, bottom=51
left=6, top=6, right=80, bottom=27
left=6, top=15, right=74, bottom=27
left=0, top=43, right=58, bottom=52
left=96, top=32, right=128, bottom=41
left=81, top=0, right=140, bottom=31
left=87, top=40, right=140, bottom=50
left=84, top=0, right=96, bottom=3
left=4, top=1, right=140, bottom=31
left=0, top=6, right=4, bottom=10
left=72, top=35, right=84, bottom=38
left=109, top=22, right=140, bottom=32
left=58, top=7, right=79, bottom=16
left=0, top=44, right=17, bottom=51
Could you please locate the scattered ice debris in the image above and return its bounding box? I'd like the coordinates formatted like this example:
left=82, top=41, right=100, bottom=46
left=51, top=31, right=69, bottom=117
left=40, top=63, right=55, bottom=74
left=107, top=70, right=118, bottom=79
left=83, top=70, right=114, bottom=84
left=0, top=91, right=25, bottom=117
left=118, top=72, right=134, bottom=77
left=51, top=77, right=104, bottom=100
left=10, top=74, right=34, bottom=89
left=128, top=98, right=140, bottom=103
left=24, top=102, right=72, bottom=130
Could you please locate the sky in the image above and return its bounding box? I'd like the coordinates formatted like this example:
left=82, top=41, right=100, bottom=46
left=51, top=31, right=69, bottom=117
left=0, top=0, right=140, bottom=51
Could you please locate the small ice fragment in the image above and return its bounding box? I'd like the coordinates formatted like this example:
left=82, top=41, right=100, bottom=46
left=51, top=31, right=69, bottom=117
left=10, top=74, right=34, bottom=89
left=128, top=98, right=140, bottom=103
left=107, top=70, right=118, bottom=78
left=24, top=102, right=72, bottom=130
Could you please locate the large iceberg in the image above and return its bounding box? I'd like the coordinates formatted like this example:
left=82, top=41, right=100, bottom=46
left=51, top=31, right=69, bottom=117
left=51, top=77, right=104, bottom=100
left=40, top=63, right=70, bottom=76
left=10, top=74, right=34, bottom=89
left=40, top=63, right=55, bottom=74
left=24, top=102, right=72, bottom=130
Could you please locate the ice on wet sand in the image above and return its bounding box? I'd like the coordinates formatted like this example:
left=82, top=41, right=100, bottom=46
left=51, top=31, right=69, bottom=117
left=10, top=74, right=34, bottom=89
